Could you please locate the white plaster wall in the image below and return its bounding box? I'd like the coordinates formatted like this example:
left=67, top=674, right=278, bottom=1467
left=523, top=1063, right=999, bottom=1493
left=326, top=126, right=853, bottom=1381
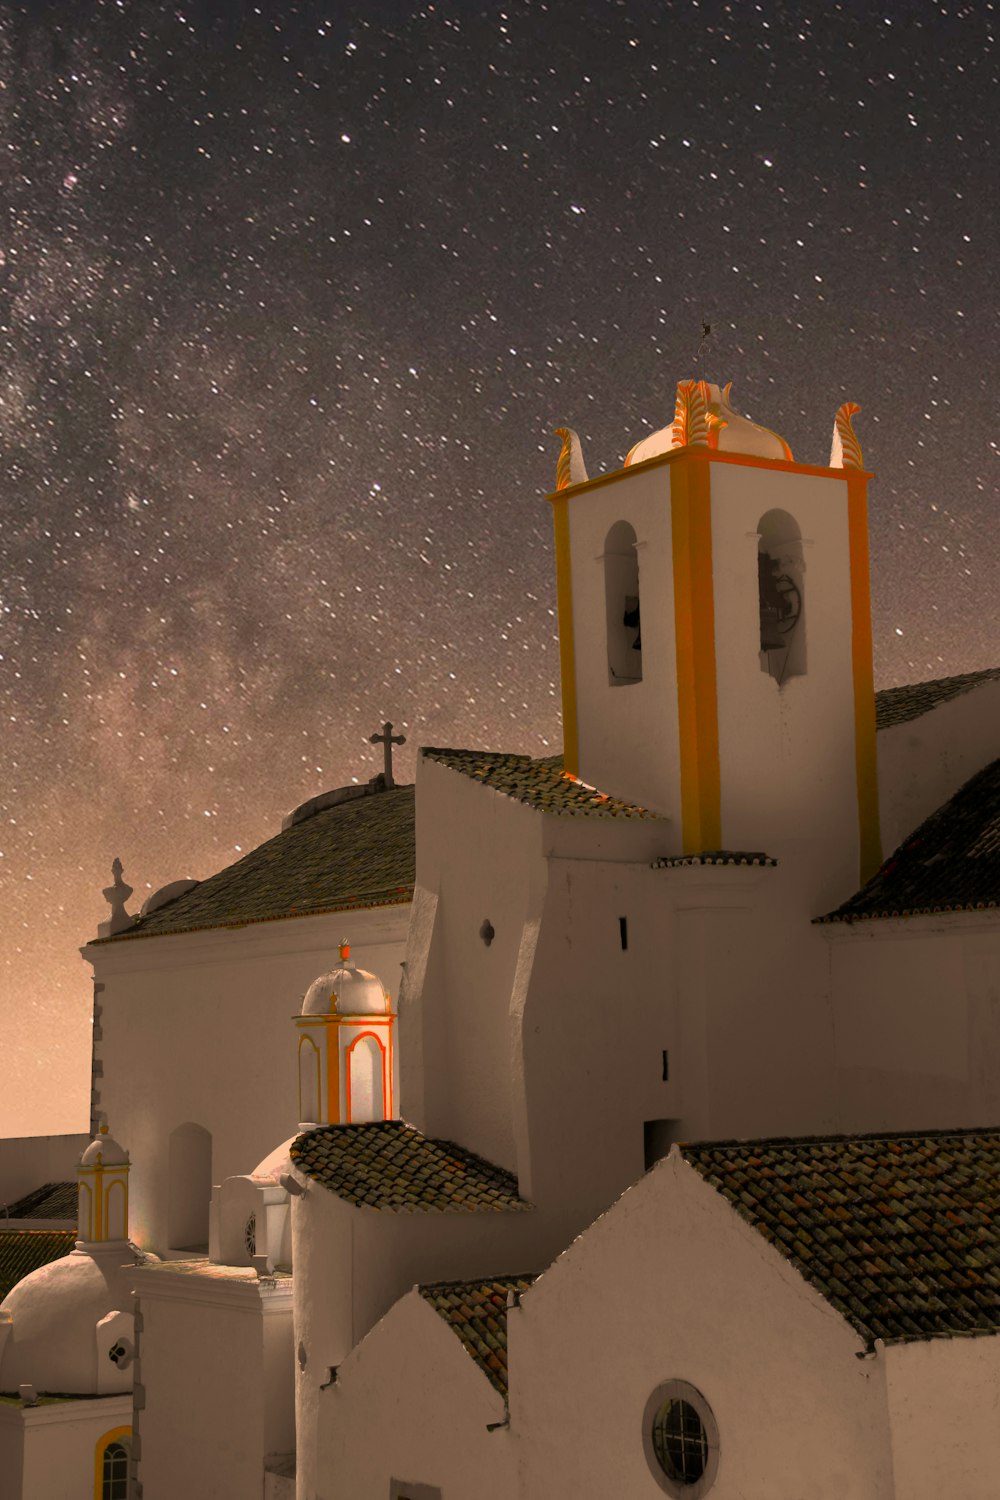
left=884, top=1336, right=1000, bottom=1499
left=878, top=679, right=1000, bottom=855
left=710, top=462, right=863, bottom=912
left=564, top=461, right=682, bottom=817
left=135, top=1268, right=293, bottom=1500
left=291, top=1177, right=540, bottom=1500
left=85, top=904, right=408, bottom=1254
left=317, top=1290, right=511, bottom=1500
left=405, top=756, right=548, bottom=1174
left=0, top=1393, right=131, bottom=1500
left=829, top=919, right=1000, bottom=1131
left=512, top=1153, right=894, bottom=1500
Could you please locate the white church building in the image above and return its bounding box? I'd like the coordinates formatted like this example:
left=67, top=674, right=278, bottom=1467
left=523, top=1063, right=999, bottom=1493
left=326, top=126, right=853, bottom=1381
left=1, top=377, right=999, bottom=1499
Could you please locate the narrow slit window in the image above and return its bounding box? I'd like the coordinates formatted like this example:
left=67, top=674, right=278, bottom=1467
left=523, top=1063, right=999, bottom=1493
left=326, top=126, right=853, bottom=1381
left=619, top=916, right=628, bottom=950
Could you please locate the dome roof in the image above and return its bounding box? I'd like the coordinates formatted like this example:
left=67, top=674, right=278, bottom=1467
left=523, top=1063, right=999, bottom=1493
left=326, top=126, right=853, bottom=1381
left=0, top=1247, right=135, bottom=1394
left=624, top=380, right=792, bottom=466
left=250, top=1135, right=297, bottom=1182
left=301, top=943, right=389, bottom=1016
left=80, top=1127, right=129, bottom=1168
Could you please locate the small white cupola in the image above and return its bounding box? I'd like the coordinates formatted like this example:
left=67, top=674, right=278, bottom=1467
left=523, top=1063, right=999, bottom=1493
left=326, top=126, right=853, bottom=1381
left=295, top=943, right=396, bottom=1129
left=77, top=1125, right=131, bottom=1248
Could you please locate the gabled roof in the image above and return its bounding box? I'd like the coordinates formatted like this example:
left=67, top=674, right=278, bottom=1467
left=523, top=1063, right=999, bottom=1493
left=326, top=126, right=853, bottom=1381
left=422, top=749, right=657, bottom=818
left=683, top=1128, right=1000, bottom=1347
left=420, top=1274, right=537, bottom=1398
left=0, top=1230, right=77, bottom=1303
left=875, top=666, right=1000, bottom=730
left=818, top=758, right=1000, bottom=923
left=1, top=1182, right=77, bottom=1221
left=94, top=784, right=415, bottom=942
left=290, top=1122, right=531, bottom=1213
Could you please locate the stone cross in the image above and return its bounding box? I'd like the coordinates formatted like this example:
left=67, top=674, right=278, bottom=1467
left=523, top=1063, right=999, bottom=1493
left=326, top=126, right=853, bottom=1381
left=369, top=721, right=405, bottom=789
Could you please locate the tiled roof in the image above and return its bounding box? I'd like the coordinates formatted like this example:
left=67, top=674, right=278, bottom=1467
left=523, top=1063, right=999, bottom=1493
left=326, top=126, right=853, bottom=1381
left=290, top=1122, right=531, bottom=1213
left=0, top=1230, right=76, bottom=1303
left=875, top=666, right=1000, bottom=730
left=420, top=1274, right=537, bottom=1398
left=422, top=749, right=657, bottom=818
left=683, top=1129, right=1000, bottom=1347
left=818, top=758, right=1000, bottom=923
left=94, top=784, right=415, bottom=942
left=1, top=1182, right=77, bottom=1221
left=652, top=851, right=777, bottom=869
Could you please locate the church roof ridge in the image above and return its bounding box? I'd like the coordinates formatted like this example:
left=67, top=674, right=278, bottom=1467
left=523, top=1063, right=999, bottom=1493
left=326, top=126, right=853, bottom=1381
left=92, top=783, right=415, bottom=944
left=418, top=1274, right=538, bottom=1398
left=289, top=1121, right=531, bottom=1214
left=875, top=665, right=1000, bottom=730
left=817, top=756, right=1000, bottom=924
left=681, top=1128, right=1000, bottom=1348
left=421, top=747, right=658, bottom=819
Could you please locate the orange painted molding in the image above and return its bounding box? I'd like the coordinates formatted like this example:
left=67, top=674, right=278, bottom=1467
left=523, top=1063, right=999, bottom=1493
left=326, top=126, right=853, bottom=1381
left=551, top=492, right=579, bottom=776
left=670, top=457, right=721, bottom=853
left=845, top=472, right=883, bottom=884
left=547, top=446, right=875, bottom=503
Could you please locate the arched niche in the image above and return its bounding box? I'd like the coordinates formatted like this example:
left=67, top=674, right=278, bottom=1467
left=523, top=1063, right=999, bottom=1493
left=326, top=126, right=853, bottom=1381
left=167, top=1122, right=212, bottom=1252
left=757, top=508, right=806, bottom=681
left=347, top=1033, right=386, bottom=1123
left=298, top=1034, right=321, bottom=1126
left=604, top=520, right=643, bottom=686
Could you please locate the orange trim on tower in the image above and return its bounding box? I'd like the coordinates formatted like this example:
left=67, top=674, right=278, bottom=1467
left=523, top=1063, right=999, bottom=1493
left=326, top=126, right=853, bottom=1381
left=845, top=471, right=883, bottom=884
left=325, top=1020, right=341, bottom=1125
left=670, top=452, right=721, bottom=853
left=549, top=492, right=579, bottom=776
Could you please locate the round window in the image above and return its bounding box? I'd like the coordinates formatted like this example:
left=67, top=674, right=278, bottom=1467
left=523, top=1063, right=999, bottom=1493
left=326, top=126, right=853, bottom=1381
left=642, top=1381, right=719, bottom=1498
left=244, top=1213, right=256, bottom=1259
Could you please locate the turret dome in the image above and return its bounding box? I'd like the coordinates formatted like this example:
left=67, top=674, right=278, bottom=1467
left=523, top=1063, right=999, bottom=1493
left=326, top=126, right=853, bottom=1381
left=300, top=943, right=389, bottom=1016
left=80, top=1126, right=129, bottom=1168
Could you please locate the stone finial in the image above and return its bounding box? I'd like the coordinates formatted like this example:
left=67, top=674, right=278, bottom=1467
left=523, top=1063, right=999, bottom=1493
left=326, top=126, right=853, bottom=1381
left=98, top=858, right=135, bottom=938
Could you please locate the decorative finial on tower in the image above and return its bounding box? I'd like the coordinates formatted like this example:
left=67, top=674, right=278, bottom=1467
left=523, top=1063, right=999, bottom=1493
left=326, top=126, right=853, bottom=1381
left=98, top=858, right=134, bottom=938
left=369, top=722, right=405, bottom=788
left=829, top=402, right=864, bottom=469
left=339, top=941, right=351, bottom=963
left=554, top=427, right=588, bottom=490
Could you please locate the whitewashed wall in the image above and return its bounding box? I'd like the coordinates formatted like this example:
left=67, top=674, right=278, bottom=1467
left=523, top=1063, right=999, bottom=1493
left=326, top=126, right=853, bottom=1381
left=133, top=1262, right=293, bottom=1500
left=318, top=1289, right=511, bottom=1500
left=884, top=1336, right=1000, bottom=1499
left=85, top=904, right=408, bottom=1254
left=512, top=1151, right=894, bottom=1500
left=0, top=1393, right=131, bottom=1500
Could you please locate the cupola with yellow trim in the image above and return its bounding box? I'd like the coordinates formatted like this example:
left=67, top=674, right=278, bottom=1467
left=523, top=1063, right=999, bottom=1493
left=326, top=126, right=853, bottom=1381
left=78, top=1125, right=130, bottom=1248
left=295, top=943, right=396, bottom=1129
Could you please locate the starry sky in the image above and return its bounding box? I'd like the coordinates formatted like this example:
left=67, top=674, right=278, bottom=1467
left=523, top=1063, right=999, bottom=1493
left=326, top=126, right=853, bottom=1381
left=2, top=0, right=996, bottom=1135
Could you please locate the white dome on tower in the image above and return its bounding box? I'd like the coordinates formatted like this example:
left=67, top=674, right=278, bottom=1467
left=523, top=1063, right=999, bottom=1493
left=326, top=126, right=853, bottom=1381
left=80, top=1126, right=129, bottom=1168
left=0, top=1250, right=134, bottom=1394
left=301, top=943, right=389, bottom=1016
left=624, top=379, right=792, bottom=466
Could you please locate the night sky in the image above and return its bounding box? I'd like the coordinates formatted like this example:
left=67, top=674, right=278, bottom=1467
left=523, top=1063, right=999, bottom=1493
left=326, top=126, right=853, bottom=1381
left=2, top=1, right=996, bottom=1134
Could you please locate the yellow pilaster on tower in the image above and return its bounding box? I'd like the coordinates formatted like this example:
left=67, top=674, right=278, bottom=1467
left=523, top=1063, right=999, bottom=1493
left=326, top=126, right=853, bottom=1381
left=845, top=470, right=883, bottom=884
left=670, top=452, right=721, bottom=853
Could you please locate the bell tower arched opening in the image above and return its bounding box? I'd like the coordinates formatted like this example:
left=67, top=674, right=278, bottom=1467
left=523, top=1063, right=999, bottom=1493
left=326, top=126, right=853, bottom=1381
left=757, top=508, right=806, bottom=682
left=604, top=520, right=643, bottom=686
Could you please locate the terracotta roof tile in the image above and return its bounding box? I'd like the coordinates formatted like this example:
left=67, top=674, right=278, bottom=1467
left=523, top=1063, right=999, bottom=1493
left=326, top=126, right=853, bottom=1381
left=1, top=1182, right=77, bottom=1221
left=422, top=749, right=657, bottom=818
left=683, top=1129, right=1000, bottom=1346
left=875, top=667, right=1000, bottom=729
left=0, top=1230, right=76, bottom=1303
left=290, top=1122, right=531, bottom=1213
left=420, top=1275, right=537, bottom=1398
left=819, top=759, right=1000, bottom=923
left=95, top=784, right=414, bottom=942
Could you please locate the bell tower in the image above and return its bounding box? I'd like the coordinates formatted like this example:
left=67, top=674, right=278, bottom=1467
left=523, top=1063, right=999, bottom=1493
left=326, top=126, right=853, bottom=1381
left=549, top=383, right=880, bottom=907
